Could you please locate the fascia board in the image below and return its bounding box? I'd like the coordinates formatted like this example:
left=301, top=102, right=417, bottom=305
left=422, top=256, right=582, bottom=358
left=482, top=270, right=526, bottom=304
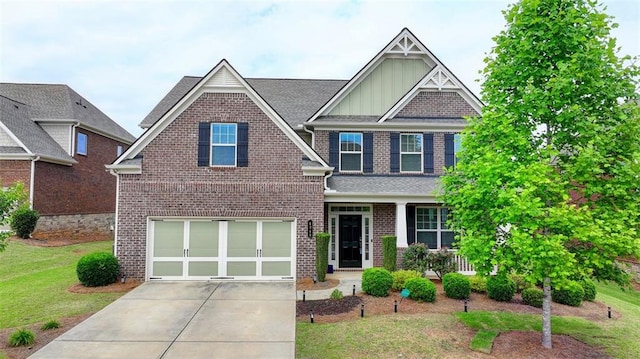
left=105, top=163, right=142, bottom=174
left=309, top=122, right=467, bottom=132
left=302, top=166, right=332, bottom=176
left=323, top=192, right=440, bottom=203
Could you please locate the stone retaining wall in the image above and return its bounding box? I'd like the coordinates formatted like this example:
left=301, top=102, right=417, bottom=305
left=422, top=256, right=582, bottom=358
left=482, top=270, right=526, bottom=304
left=33, top=213, right=115, bottom=241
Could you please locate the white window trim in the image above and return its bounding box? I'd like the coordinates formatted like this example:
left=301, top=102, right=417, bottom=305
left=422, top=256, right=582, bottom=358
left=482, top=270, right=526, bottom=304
left=400, top=133, right=423, bottom=173
left=339, top=132, right=363, bottom=173
left=416, top=206, right=454, bottom=250
left=77, top=132, right=88, bottom=156
left=210, top=123, right=237, bottom=167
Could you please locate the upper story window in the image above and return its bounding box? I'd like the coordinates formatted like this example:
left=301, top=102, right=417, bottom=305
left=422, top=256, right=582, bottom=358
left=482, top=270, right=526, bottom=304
left=211, top=123, right=237, bottom=166
left=454, top=134, right=461, bottom=167
left=416, top=207, right=454, bottom=249
left=400, top=134, right=422, bottom=172
left=197, top=122, right=248, bottom=168
left=339, top=132, right=362, bottom=172
left=76, top=132, right=87, bottom=156
left=116, top=145, right=123, bottom=157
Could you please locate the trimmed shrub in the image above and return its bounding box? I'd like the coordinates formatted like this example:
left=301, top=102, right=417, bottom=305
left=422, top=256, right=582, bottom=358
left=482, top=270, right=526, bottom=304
left=381, top=235, right=397, bottom=272
left=581, top=278, right=597, bottom=302
left=509, top=274, right=532, bottom=293
left=8, top=329, right=35, bottom=347
left=404, top=277, right=436, bottom=302
left=522, top=287, right=544, bottom=308
left=76, top=252, right=120, bottom=287
left=41, top=320, right=60, bottom=330
left=402, top=243, right=429, bottom=274
left=391, top=269, right=422, bottom=291
left=10, top=205, right=39, bottom=239
left=426, top=248, right=457, bottom=280
left=469, top=275, right=488, bottom=293
left=443, top=272, right=471, bottom=299
left=315, top=232, right=331, bottom=282
left=361, top=268, right=393, bottom=297
left=486, top=275, right=516, bottom=302
left=552, top=281, right=584, bottom=307
left=329, top=289, right=344, bottom=300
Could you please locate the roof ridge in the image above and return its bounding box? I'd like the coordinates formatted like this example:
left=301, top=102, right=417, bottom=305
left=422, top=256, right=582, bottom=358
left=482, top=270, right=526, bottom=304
left=246, top=77, right=348, bottom=81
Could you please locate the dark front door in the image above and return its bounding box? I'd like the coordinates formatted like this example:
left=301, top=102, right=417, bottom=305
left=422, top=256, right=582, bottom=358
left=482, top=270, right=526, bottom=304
left=339, top=215, right=362, bottom=268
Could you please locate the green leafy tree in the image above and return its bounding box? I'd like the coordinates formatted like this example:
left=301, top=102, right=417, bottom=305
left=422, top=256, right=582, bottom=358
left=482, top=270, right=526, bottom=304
left=0, top=181, right=28, bottom=251
left=442, top=0, right=640, bottom=349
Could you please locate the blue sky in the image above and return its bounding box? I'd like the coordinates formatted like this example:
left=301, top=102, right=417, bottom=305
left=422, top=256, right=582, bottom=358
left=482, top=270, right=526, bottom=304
left=1, top=0, right=638, bottom=137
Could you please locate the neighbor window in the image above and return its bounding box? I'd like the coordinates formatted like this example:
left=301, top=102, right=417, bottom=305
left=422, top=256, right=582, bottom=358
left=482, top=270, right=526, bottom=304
left=211, top=123, right=237, bottom=166
left=416, top=207, right=454, bottom=249
left=77, top=132, right=87, bottom=155
left=339, top=132, right=362, bottom=172
left=400, top=134, right=422, bottom=172
left=116, top=145, right=123, bottom=156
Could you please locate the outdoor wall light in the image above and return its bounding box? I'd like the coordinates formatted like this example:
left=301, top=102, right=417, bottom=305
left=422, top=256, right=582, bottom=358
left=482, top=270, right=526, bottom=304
left=307, top=220, right=313, bottom=238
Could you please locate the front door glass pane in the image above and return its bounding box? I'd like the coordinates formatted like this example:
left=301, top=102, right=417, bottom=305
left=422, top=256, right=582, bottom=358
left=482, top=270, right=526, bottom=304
left=153, top=221, right=184, bottom=257
left=189, top=221, right=218, bottom=257
left=262, top=222, right=291, bottom=257
left=227, top=221, right=257, bottom=257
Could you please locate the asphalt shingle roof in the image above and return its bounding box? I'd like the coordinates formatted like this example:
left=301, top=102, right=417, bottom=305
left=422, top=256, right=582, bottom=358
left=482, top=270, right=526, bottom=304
left=0, top=83, right=135, bottom=143
left=327, top=175, right=442, bottom=196
left=139, top=77, right=347, bottom=129
left=0, top=95, right=75, bottom=163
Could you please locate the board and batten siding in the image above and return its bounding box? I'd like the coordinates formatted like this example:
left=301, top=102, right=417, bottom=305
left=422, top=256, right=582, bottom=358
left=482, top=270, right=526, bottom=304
left=329, top=58, right=432, bottom=116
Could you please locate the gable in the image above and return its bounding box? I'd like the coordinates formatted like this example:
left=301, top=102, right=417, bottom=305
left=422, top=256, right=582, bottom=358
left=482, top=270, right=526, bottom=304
left=0, top=126, right=19, bottom=147
left=328, top=58, right=432, bottom=116
left=112, top=60, right=330, bottom=174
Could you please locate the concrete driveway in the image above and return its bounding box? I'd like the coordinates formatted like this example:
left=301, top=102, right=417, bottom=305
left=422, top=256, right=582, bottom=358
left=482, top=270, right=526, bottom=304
left=31, top=281, right=295, bottom=359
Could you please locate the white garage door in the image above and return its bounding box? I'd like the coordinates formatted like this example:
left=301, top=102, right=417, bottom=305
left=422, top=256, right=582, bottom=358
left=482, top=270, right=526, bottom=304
left=149, top=219, right=295, bottom=280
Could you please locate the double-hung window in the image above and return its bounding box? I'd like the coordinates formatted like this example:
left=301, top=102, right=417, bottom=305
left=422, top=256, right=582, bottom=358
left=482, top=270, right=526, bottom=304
left=400, top=134, right=422, bottom=172
left=211, top=123, right=237, bottom=166
left=416, top=207, right=455, bottom=249
left=77, top=132, right=87, bottom=156
left=339, top=132, right=362, bottom=172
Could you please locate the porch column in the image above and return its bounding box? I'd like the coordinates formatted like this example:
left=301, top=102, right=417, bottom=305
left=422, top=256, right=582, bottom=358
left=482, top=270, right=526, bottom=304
left=395, top=202, right=408, bottom=248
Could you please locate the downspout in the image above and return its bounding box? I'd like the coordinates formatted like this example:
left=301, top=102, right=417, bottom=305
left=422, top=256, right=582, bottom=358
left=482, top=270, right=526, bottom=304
left=29, top=156, right=40, bottom=208
left=70, top=122, right=80, bottom=155
left=112, top=171, right=120, bottom=257
left=304, top=124, right=333, bottom=191
left=324, top=170, right=333, bottom=191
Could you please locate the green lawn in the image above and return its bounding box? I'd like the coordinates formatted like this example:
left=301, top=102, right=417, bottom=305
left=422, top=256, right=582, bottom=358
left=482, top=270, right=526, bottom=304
left=296, top=281, right=640, bottom=358
left=0, top=240, right=126, bottom=329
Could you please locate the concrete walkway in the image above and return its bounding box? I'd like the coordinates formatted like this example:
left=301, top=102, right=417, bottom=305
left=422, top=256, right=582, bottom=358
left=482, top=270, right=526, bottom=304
left=31, top=281, right=295, bottom=359
left=295, top=271, right=363, bottom=300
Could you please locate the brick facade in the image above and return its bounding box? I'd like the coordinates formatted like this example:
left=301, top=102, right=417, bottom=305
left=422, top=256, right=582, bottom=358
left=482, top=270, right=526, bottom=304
left=396, top=91, right=479, bottom=118
left=116, top=93, right=325, bottom=280
left=33, top=130, right=126, bottom=216
left=372, top=204, right=395, bottom=267
left=0, top=160, right=30, bottom=192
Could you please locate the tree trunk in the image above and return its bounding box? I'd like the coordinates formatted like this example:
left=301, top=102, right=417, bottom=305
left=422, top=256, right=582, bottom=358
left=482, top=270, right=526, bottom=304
left=542, top=277, right=552, bottom=349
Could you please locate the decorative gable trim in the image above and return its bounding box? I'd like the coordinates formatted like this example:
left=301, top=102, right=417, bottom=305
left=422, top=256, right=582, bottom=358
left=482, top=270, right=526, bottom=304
left=378, top=65, right=483, bottom=123
left=111, top=59, right=330, bottom=172
left=307, top=28, right=438, bottom=123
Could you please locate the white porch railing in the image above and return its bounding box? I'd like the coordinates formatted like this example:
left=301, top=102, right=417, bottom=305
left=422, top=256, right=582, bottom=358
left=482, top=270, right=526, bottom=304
left=425, top=250, right=477, bottom=277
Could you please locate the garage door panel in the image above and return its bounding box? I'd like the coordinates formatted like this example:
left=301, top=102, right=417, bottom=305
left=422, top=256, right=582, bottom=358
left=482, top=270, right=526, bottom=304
left=262, top=222, right=291, bottom=257
left=189, top=221, right=219, bottom=257
left=153, top=221, right=184, bottom=257
left=188, top=261, right=218, bottom=276
left=262, top=261, right=291, bottom=276
left=227, top=221, right=257, bottom=257
left=227, top=261, right=257, bottom=276
left=152, top=261, right=183, bottom=276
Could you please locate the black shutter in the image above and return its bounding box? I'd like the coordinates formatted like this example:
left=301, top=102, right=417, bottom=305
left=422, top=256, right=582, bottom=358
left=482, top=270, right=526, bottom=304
left=406, top=205, right=416, bottom=245
left=423, top=133, right=434, bottom=173
left=390, top=133, right=400, bottom=173
left=329, top=132, right=339, bottom=169
left=363, top=133, right=373, bottom=173
left=197, top=122, right=210, bottom=167
left=444, top=134, right=455, bottom=168
left=237, top=122, right=249, bottom=167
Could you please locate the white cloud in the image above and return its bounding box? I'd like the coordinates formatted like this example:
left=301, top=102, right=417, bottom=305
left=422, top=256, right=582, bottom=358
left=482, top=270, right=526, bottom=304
left=1, top=0, right=638, bottom=137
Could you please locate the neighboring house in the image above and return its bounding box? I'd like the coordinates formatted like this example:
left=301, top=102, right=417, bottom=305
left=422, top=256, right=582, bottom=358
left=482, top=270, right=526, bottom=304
left=0, top=83, right=136, bottom=240
left=109, top=28, right=482, bottom=281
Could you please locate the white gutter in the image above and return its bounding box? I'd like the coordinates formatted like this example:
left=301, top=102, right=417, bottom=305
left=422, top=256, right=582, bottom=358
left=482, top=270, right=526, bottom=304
left=29, top=156, right=40, bottom=208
